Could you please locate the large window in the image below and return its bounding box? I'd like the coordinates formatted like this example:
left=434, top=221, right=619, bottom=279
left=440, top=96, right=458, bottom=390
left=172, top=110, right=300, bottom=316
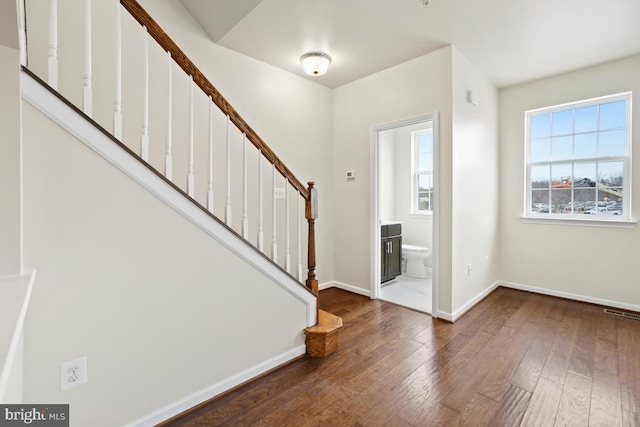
left=413, top=130, right=434, bottom=214
left=526, top=92, right=632, bottom=221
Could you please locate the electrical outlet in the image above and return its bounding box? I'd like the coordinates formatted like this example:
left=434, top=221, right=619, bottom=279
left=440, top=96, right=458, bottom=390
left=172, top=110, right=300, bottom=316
left=275, top=187, right=286, bottom=199
left=467, top=264, right=472, bottom=276
left=61, top=357, right=87, bottom=391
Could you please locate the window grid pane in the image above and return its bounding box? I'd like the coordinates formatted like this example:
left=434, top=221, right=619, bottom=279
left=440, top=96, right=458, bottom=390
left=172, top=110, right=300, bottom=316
left=526, top=94, right=630, bottom=218
left=414, top=130, right=434, bottom=213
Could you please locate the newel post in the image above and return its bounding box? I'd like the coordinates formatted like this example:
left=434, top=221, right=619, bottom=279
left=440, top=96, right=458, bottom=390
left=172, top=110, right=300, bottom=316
left=305, top=182, right=319, bottom=303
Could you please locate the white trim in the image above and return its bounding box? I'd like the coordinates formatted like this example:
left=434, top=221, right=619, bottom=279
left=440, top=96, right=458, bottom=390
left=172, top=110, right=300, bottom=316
left=437, top=311, right=453, bottom=322
left=408, top=212, right=433, bottom=219
left=0, top=269, right=36, bottom=402
left=431, top=113, right=440, bottom=318
left=499, top=281, right=640, bottom=313
left=122, top=345, right=306, bottom=427
left=524, top=91, right=633, bottom=223
left=369, top=124, right=380, bottom=300
left=20, top=71, right=317, bottom=327
left=370, top=113, right=440, bottom=318
left=520, top=216, right=636, bottom=228
left=319, top=281, right=371, bottom=297
left=318, top=281, right=333, bottom=291
left=449, top=280, right=501, bottom=322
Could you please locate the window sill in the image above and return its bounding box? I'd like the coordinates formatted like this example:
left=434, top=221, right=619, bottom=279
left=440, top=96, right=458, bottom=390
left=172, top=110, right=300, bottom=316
left=521, top=215, right=637, bottom=229
left=409, top=212, right=432, bottom=219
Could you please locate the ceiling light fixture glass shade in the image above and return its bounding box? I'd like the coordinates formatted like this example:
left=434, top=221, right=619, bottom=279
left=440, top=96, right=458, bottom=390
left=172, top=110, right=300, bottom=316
left=300, top=52, right=331, bottom=76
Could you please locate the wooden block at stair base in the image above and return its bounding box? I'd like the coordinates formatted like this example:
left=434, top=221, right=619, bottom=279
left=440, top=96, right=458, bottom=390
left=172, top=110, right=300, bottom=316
left=304, top=310, right=343, bottom=357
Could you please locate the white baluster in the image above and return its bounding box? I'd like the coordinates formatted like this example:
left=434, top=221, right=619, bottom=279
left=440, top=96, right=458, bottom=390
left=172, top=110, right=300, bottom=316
left=83, top=0, right=92, bottom=117
left=257, top=152, right=264, bottom=251
left=187, top=75, right=195, bottom=197
left=140, top=25, right=149, bottom=161
left=285, top=183, right=290, bottom=272
left=18, top=0, right=27, bottom=66
left=241, top=134, right=249, bottom=238
left=271, top=164, right=277, bottom=262
left=297, top=192, right=303, bottom=281
left=113, top=0, right=122, bottom=139
left=164, top=52, right=172, bottom=180
left=206, top=97, right=214, bottom=212
left=48, top=0, right=58, bottom=88
left=225, top=115, right=232, bottom=226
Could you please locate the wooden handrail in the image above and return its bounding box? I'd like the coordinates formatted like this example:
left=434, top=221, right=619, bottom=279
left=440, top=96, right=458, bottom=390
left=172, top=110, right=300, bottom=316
left=120, top=0, right=309, bottom=200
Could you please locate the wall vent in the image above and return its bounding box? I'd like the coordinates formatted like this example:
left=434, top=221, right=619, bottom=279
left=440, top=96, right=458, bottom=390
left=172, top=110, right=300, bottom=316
left=603, top=308, right=640, bottom=321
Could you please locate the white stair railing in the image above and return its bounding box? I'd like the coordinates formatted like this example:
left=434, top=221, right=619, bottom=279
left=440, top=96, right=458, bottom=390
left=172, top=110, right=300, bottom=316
left=164, top=52, right=173, bottom=180
left=113, top=0, right=122, bottom=140
left=225, top=115, right=232, bottom=227
left=47, top=0, right=57, bottom=89
left=140, top=25, right=149, bottom=161
left=271, top=164, right=278, bottom=262
left=187, top=76, right=195, bottom=197
left=241, top=134, right=249, bottom=239
left=82, top=0, right=92, bottom=117
left=207, top=98, right=214, bottom=212
left=24, top=0, right=316, bottom=287
left=257, top=152, right=264, bottom=251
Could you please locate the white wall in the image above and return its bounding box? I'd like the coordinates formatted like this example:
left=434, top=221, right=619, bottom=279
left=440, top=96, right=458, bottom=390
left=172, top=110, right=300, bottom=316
left=0, top=45, right=22, bottom=277
left=0, top=4, right=26, bottom=406
left=379, top=129, right=396, bottom=222
left=332, top=47, right=453, bottom=312
left=24, top=0, right=334, bottom=284
left=21, top=103, right=309, bottom=426
left=451, top=48, right=500, bottom=315
left=499, top=54, right=640, bottom=308
left=0, top=0, right=18, bottom=49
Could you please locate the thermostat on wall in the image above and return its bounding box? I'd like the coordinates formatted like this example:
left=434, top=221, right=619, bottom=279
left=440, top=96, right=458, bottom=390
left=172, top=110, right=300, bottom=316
left=346, top=170, right=356, bottom=180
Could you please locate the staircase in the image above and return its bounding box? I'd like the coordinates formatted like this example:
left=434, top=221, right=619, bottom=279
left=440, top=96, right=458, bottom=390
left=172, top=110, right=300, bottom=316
left=20, top=0, right=341, bottom=357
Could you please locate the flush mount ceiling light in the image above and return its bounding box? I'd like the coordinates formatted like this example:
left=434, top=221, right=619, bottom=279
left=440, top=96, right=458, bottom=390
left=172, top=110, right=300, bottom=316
left=420, top=0, right=431, bottom=7
left=300, top=52, right=331, bottom=76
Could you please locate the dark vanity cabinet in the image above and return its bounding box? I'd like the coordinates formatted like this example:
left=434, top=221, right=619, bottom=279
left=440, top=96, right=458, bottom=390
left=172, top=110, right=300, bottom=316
left=381, top=223, right=402, bottom=283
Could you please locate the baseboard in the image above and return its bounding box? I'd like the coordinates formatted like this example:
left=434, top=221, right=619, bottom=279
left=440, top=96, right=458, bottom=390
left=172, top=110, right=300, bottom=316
left=319, top=281, right=371, bottom=297
left=318, top=281, right=333, bottom=291
left=437, top=310, right=453, bottom=322
left=499, top=281, right=640, bottom=313
left=320, top=278, right=640, bottom=322
left=448, top=281, right=501, bottom=322
left=123, top=345, right=306, bottom=427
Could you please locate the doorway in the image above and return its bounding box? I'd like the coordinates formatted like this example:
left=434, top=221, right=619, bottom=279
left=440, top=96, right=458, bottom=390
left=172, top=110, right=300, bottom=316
left=370, top=113, right=439, bottom=317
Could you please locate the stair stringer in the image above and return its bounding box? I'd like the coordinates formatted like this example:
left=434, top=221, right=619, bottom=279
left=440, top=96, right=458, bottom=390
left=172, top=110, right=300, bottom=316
left=20, top=70, right=317, bottom=328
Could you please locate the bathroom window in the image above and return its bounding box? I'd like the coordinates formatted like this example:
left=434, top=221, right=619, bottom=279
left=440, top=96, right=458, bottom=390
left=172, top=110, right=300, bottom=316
left=413, top=130, right=434, bottom=214
left=525, top=92, right=632, bottom=221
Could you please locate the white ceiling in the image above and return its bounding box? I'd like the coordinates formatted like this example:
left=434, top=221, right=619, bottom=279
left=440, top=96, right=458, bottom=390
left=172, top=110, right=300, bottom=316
left=180, top=0, right=640, bottom=89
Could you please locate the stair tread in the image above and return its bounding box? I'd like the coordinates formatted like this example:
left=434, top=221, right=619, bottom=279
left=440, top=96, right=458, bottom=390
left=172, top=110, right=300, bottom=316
left=305, top=310, right=343, bottom=335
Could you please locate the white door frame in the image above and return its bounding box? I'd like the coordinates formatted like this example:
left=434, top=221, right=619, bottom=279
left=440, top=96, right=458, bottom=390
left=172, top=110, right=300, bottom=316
left=370, top=112, right=440, bottom=318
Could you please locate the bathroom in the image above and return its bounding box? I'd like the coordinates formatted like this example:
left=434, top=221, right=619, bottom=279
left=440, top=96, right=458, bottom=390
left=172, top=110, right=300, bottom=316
left=377, top=118, right=435, bottom=314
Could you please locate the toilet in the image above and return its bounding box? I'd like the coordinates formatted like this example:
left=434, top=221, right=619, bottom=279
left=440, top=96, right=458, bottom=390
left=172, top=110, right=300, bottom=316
left=402, top=244, right=430, bottom=278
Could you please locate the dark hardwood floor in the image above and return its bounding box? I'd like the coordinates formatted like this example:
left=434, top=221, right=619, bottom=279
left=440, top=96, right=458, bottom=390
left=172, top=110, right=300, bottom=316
left=165, top=287, right=640, bottom=426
